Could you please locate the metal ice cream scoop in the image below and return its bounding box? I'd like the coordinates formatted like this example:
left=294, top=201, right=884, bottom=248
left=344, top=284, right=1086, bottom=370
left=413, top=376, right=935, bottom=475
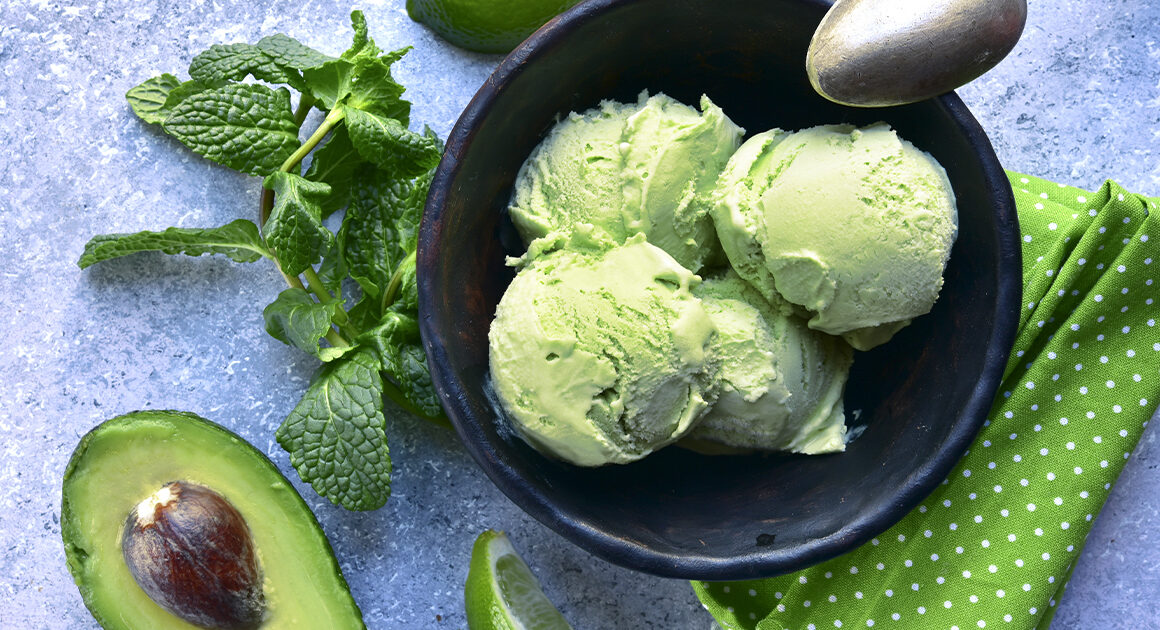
left=806, top=0, right=1028, bottom=107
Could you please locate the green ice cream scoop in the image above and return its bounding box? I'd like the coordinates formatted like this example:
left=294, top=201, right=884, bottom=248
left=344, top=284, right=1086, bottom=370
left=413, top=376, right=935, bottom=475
left=488, top=236, right=721, bottom=466
left=687, top=271, right=853, bottom=454
left=711, top=123, right=958, bottom=350
left=508, top=91, right=744, bottom=272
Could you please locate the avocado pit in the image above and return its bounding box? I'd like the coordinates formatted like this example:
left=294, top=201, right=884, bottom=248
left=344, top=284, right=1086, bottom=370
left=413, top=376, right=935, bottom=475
left=121, top=481, right=266, bottom=630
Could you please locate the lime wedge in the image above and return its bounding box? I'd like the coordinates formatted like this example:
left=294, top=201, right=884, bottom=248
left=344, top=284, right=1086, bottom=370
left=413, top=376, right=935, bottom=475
left=464, top=530, right=573, bottom=630
left=406, top=0, right=580, bottom=54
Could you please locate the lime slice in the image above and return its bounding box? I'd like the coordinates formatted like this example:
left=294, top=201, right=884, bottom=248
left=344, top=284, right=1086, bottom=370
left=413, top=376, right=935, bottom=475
left=464, top=530, right=573, bottom=630
left=406, top=0, right=581, bottom=54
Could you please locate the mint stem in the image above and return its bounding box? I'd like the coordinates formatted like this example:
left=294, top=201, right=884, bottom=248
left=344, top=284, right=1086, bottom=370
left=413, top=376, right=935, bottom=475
left=324, top=328, right=349, bottom=349
left=381, top=251, right=416, bottom=313
left=293, top=93, right=317, bottom=127
left=280, top=106, right=346, bottom=174
left=259, top=188, right=275, bottom=230
left=302, top=267, right=331, bottom=300
left=281, top=269, right=307, bottom=291
left=303, top=268, right=352, bottom=328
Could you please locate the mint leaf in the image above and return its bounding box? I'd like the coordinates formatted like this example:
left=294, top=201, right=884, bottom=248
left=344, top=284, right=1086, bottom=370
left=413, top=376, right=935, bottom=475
left=262, top=171, right=333, bottom=277
left=345, top=108, right=441, bottom=179
left=375, top=47, right=411, bottom=68
left=256, top=33, right=335, bottom=71
left=276, top=349, right=392, bottom=511
left=77, top=219, right=271, bottom=268
left=338, top=165, right=423, bottom=297
left=341, top=10, right=379, bottom=60
left=398, top=161, right=436, bottom=255
left=163, top=79, right=217, bottom=111
left=189, top=37, right=337, bottom=95
left=129, top=78, right=222, bottom=126
left=315, top=238, right=348, bottom=296
left=304, top=126, right=364, bottom=218
left=346, top=53, right=411, bottom=124
left=358, top=311, right=443, bottom=419
left=345, top=292, right=383, bottom=332
left=301, top=58, right=360, bottom=111
left=189, top=43, right=298, bottom=87
left=263, top=287, right=348, bottom=360
left=301, top=52, right=414, bottom=120
left=126, top=74, right=182, bottom=124
left=162, top=84, right=300, bottom=176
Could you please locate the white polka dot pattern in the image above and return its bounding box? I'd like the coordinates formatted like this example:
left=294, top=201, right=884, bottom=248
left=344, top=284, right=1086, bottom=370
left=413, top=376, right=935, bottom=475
left=695, top=174, right=1159, bottom=630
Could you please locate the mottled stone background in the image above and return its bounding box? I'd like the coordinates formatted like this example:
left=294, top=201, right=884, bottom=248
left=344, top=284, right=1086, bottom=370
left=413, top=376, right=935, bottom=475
left=0, top=0, right=1156, bottom=628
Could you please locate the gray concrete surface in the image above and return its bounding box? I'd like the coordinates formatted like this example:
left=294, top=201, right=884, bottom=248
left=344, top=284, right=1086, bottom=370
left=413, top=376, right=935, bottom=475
left=0, top=0, right=1156, bottom=628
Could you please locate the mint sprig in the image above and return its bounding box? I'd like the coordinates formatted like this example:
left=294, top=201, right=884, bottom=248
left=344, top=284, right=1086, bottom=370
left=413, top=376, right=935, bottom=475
left=79, top=11, right=446, bottom=512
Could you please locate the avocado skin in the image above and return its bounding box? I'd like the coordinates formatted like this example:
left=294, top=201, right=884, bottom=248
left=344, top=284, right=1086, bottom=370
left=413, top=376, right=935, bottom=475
left=61, top=410, right=366, bottom=630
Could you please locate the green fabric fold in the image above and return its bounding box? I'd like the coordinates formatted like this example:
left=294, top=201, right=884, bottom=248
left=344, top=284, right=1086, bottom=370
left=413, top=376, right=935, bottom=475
left=693, top=172, right=1159, bottom=630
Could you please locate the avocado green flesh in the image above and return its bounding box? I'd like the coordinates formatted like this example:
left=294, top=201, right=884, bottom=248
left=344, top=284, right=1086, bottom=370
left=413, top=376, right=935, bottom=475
left=61, top=410, right=365, bottom=630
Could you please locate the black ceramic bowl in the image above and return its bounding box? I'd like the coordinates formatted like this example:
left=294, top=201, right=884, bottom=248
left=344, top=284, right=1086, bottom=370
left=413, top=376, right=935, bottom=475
left=417, top=0, right=1021, bottom=580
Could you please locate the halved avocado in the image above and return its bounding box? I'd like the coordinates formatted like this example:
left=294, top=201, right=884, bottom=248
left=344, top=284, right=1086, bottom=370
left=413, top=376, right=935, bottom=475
left=61, top=410, right=366, bottom=629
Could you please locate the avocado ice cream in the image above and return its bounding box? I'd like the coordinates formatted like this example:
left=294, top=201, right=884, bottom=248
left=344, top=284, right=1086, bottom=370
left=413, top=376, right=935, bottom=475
left=711, top=123, right=958, bottom=351
left=487, top=236, right=720, bottom=467
left=489, top=96, right=960, bottom=466
left=687, top=271, right=852, bottom=454
left=508, top=90, right=744, bottom=271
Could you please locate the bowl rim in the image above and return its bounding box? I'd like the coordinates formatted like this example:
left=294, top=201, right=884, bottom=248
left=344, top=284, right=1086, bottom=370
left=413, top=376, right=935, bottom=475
left=418, top=0, right=1023, bottom=579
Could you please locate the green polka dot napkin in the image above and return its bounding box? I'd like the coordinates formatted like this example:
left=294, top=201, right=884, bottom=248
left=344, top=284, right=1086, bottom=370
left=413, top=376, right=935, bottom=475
left=694, top=172, right=1159, bottom=630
